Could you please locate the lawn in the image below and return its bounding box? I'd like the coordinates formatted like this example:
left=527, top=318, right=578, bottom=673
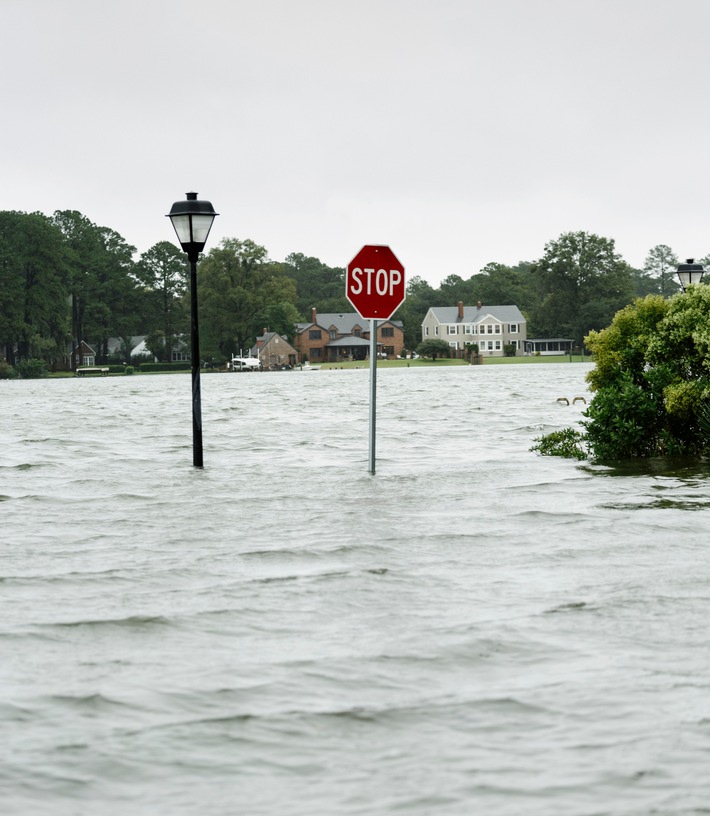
left=318, top=355, right=590, bottom=370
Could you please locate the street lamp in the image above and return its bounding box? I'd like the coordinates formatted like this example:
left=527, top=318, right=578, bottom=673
left=676, top=258, right=705, bottom=291
left=167, top=192, right=218, bottom=467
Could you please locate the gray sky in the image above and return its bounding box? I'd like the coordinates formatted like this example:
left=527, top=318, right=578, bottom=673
left=4, top=0, right=709, bottom=286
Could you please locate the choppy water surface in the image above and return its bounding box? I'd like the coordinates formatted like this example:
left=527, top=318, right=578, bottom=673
left=2, top=364, right=710, bottom=816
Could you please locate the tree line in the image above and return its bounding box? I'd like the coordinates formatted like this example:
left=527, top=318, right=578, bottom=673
left=1, top=207, right=704, bottom=369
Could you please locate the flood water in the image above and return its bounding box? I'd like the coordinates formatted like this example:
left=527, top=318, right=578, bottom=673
left=2, top=363, right=710, bottom=816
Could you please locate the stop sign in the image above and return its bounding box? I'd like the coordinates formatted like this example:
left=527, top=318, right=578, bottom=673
left=346, top=245, right=405, bottom=320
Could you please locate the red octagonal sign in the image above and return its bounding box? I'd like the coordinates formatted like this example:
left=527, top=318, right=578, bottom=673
left=346, top=245, right=406, bottom=320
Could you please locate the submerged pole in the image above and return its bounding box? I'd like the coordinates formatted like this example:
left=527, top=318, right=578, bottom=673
left=369, top=319, right=378, bottom=475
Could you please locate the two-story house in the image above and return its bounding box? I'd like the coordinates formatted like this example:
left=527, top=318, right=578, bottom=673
left=421, top=301, right=527, bottom=357
left=294, top=309, right=405, bottom=363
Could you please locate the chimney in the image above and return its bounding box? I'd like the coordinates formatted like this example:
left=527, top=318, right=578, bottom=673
left=476, top=301, right=482, bottom=310
left=457, top=301, right=464, bottom=320
left=311, top=307, right=317, bottom=324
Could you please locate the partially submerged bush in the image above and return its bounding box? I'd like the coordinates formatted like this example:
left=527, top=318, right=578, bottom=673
left=531, top=428, right=587, bottom=460
left=533, top=288, right=710, bottom=461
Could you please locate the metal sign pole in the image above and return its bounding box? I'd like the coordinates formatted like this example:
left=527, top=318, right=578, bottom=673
left=369, top=318, right=378, bottom=475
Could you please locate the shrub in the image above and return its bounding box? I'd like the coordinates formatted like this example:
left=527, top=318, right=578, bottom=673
left=582, top=290, right=710, bottom=458
left=124, top=365, right=134, bottom=375
left=16, top=358, right=48, bottom=379
left=136, top=362, right=191, bottom=373
left=0, top=361, right=18, bottom=379
left=531, top=428, right=587, bottom=460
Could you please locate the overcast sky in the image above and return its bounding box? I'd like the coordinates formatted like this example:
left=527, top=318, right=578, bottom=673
left=3, top=0, right=709, bottom=286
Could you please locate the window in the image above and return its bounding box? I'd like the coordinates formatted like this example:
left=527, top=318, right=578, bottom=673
left=487, top=341, right=494, bottom=350
left=448, top=325, right=457, bottom=335
left=495, top=340, right=501, bottom=350
left=509, top=324, right=518, bottom=333
left=435, top=326, right=439, bottom=335
left=381, top=327, right=394, bottom=337
left=425, top=326, right=429, bottom=336
left=311, top=347, right=322, bottom=358
left=329, top=330, right=337, bottom=340
left=449, top=341, right=458, bottom=349
left=309, top=329, right=321, bottom=340
left=494, top=324, right=501, bottom=334
left=463, top=325, right=471, bottom=334
left=487, top=325, right=493, bottom=334
left=354, top=328, right=361, bottom=337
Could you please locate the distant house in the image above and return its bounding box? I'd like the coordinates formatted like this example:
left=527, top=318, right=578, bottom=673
left=294, top=308, right=405, bottom=363
left=421, top=301, right=527, bottom=357
left=72, top=341, right=96, bottom=368
left=250, top=331, right=298, bottom=369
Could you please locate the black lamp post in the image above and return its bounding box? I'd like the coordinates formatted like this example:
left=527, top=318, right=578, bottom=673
left=676, top=258, right=705, bottom=292
left=167, top=192, right=218, bottom=467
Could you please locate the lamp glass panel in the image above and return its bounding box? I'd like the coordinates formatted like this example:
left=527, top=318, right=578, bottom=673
left=690, top=270, right=705, bottom=285
left=169, top=213, right=193, bottom=245
left=190, top=213, right=216, bottom=244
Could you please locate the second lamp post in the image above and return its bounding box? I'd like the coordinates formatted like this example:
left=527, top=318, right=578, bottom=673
left=167, top=192, right=218, bottom=468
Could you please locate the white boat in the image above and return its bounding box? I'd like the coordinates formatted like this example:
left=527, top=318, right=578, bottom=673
left=299, top=361, right=320, bottom=371
left=230, top=356, right=261, bottom=371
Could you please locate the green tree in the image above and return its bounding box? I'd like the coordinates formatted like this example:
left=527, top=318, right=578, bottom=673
left=137, top=241, right=188, bottom=361
left=250, top=300, right=301, bottom=343
left=395, top=275, right=438, bottom=351
left=531, top=231, right=635, bottom=346
left=198, top=239, right=297, bottom=358
left=416, top=338, right=452, bottom=361
left=52, top=211, right=142, bottom=366
left=92, top=227, right=139, bottom=361
left=0, top=211, right=69, bottom=366
left=643, top=244, right=679, bottom=297
left=469, top=262, right=536, bottom=328
left=284, top=252, right=347, bottom=316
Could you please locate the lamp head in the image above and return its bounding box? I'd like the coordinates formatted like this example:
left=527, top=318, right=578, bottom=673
left=676, top=258, right=705, bottom=291
left=167, top=192, right=218, bottom=261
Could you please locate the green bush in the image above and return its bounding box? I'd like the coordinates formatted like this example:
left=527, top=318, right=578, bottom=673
left=16, top=358, right=48, bottom=379
left=123, top=365, right=134, bottom=375
left=0, top=361, right=18, bottom=379
left=531, top=428, right=587, bottom=460
left=582, top=290, right=710, bottom=458
left=136, top=362, right=191, bottom=373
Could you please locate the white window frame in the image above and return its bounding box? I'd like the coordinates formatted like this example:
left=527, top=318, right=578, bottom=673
left=509, top=324, right=518, bottom=333
left=448, top=325, right=457, bottom=335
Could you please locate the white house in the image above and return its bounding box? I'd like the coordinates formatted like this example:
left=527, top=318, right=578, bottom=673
left=421, top=301, right=527, bottom=356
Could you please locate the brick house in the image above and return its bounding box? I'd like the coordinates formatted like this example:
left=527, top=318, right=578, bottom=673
left=294, top=308, right=405, bottom=363
left=250, top=331, right=299, bottom=369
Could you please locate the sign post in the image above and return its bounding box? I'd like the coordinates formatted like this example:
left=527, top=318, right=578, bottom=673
left=346, top=245, right=406, bottom=474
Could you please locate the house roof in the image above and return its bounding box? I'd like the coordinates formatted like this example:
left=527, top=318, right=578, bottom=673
left=327, top=336, right=373, bottom=347
left=427, top=305, right=525, bottom=324
left=251, top=332, right=297, bottom=356
left=296, top=312, right=403, bottom=334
